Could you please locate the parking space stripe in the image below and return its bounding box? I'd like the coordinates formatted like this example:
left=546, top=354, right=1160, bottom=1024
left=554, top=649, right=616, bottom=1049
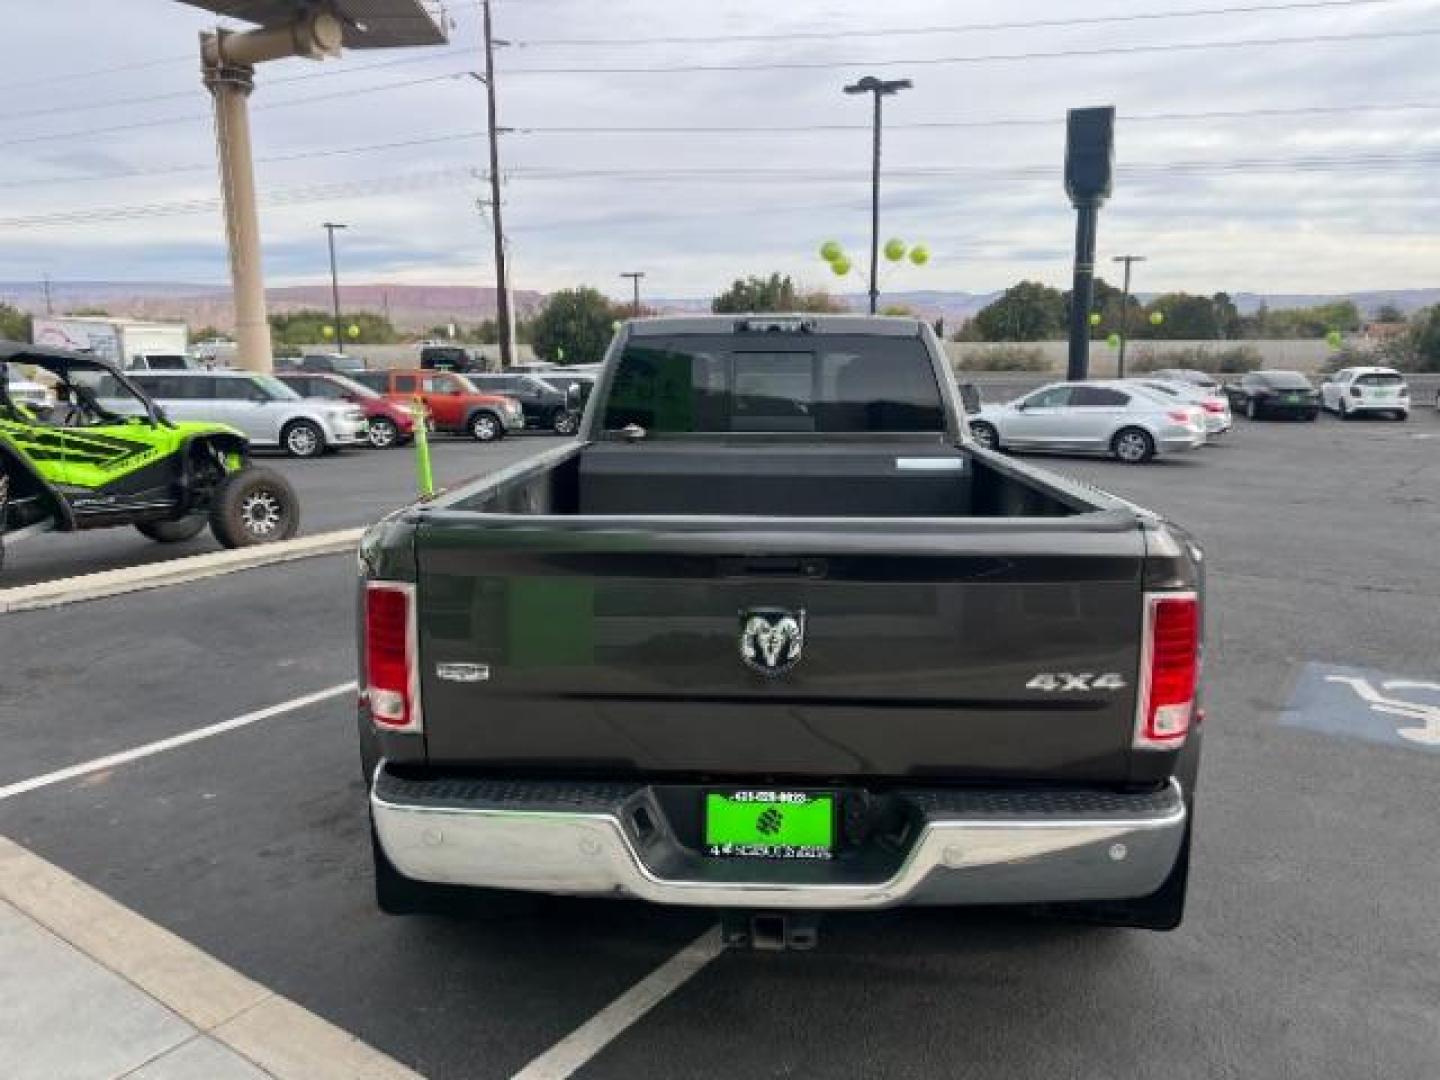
left=510, top=926, right=725, bottom=1080
left=0, top=682, right=357, bottom=802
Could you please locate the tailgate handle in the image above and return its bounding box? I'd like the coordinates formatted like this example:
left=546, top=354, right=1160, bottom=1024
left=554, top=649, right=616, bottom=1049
left=722, top=557, right=827, bottom=578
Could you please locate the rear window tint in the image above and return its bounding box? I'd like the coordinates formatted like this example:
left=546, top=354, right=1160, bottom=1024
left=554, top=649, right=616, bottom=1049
left=1356, top=373, right=1404, bottom=387
left=602, top=334, right=944, bottom=433
left=1261, top=372, right=1312, bottom=389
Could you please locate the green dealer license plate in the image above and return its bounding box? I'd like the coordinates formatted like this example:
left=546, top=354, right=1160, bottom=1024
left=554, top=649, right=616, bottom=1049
left=704, top=791, right=835, bottom=860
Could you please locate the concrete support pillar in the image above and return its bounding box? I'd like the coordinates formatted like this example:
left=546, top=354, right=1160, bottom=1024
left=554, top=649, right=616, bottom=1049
left=202, top=50, right=271, bottom=373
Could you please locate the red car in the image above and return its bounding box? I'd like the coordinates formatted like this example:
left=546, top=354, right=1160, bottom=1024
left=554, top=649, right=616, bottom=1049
left=276, top=372, right=417, bottom=448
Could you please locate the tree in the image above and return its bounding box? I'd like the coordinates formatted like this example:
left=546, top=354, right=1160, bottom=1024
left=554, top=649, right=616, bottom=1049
left=1399, top=306, right=1440, bottom=372
left=529, top=287, right=619, bottom=365
left=1373, top=303, right=1405, bottom=324
left=711, top=273, right=800, bottom=313
left=191, top=325, right=227, bottom=342
left=269, top=308, right=400, bottom=346
left=0, top=302, right=31, bottom=342
left=971, top=281, right=1066, bottom=341
left=797, top=290, right=849, bottom=313
left=880, top=303, right=916, bottom=317
left=1145, top=293, right=1222, bottom=339
left=66, top=306, right=111, bottom=317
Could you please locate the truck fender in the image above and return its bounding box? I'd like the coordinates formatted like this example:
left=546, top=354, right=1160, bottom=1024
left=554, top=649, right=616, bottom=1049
left=0, top=433, right=75, bottom=531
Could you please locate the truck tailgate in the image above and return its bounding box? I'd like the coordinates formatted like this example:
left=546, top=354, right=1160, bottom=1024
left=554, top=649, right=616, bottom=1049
left=413, top=515, right=1150, bottom=783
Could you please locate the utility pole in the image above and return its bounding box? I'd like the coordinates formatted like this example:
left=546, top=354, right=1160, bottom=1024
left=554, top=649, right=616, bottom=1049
left=1112, top=255, right=1146, bottom=379
left=323, top=222, right=347, bottom=354
left=42, top=274, right=53, bottom=316
left=479, top=1, right=512, bottom=369
left=844, top=76, right=911, bottom=315
left=620, top=271, right=645, bottom=316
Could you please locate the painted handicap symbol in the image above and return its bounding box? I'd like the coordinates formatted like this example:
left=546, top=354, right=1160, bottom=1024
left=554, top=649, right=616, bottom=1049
left=1324, top=677, right=1440, bottom=747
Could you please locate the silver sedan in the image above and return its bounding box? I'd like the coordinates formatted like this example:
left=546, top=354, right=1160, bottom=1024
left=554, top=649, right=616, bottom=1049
left=968, top=381, right=1207, bottom=464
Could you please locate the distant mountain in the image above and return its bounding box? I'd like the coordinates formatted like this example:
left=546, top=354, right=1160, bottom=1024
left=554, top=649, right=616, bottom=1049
left=1, top=281, right=1433, bottom=330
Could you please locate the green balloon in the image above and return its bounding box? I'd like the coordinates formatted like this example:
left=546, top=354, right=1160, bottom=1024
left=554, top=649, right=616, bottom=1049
left=830, top=256, right=852, bottom=276
left=1088, top=312, right=1102, bottom=326
left=884, top=238, right=906, bottom=262
left=819, top=240, right=844, bottom=263
left=1107, top=333, right=1122, bottom=349
left=1149, top=311, right=1165, bottom=326
left=908, top=244, right=929, bottom=266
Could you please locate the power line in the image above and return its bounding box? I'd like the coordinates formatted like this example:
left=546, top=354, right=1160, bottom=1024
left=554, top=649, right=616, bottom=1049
left=500, top=26, right=1440, bottom=75
left=514, top=0, right=1404, bottom=47
left=4, top=149, right=1439, bottom=231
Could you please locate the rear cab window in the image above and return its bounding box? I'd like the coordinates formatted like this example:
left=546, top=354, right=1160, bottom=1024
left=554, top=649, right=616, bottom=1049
left=1356, top=372, right=1405, bottom=387
left=601, top=333, right=945, bottom=434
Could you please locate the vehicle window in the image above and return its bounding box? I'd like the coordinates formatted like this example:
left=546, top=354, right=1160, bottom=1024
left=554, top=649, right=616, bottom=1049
left=1022, top=386, right=1073, bottom=409
left=601, top=334, right=944, bottom=433
left=1356, top=372, right=1405, bottom=387
left=1263, top=372, right=1312, bottom=390
left=311, top=380, right=348, bottom=400
left=394, top=374, right=418, bottom=393
left=422, top=375, right=461, bottom=394
left=1141, top=382, right=1179, bottom=397
left=331, top=375, right=378, bottom=399
left=350, top=372, right=389, bottom=393
left=1071, top=386, right=1128, bottom=407
left=153, top=375, right=209, bottom=399
left=213, top=377, right=257, bottom=401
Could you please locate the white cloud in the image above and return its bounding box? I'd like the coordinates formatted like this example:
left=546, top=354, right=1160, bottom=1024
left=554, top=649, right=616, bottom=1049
left=0, top=0, right=1435, bottom=301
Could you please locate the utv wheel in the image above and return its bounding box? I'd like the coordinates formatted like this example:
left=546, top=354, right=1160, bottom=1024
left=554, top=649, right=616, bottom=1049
left=552, top=410, right=579, bottom=436
left=209, top=468, right=300, bottom=548
left=367, top=417, right=399, bottom=448
left=136, top=516, right=207, bottom=543
left=1111, top=426, right=1155, bottom=464
left=969, top=421, right=1000, bottom=451
left=282, top=419, right=325, bottom=458
left=469, top=411, right=502, bottom=442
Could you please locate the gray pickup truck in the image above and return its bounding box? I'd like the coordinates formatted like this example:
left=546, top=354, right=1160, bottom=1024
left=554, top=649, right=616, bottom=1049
left=358, top=315, right=1204, bottom=944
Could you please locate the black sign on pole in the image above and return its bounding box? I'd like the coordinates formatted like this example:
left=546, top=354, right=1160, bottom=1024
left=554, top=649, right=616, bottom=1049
left=1064, top=107, right=1115, bottom=382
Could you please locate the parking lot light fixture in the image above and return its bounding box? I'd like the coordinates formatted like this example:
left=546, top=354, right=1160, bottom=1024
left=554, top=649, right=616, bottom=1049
left=843, top=76, right=912, bottom=315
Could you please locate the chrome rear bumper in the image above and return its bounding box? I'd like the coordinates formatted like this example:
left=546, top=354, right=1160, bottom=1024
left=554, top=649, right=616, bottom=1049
left=371, top=769, right=1187, bottom=910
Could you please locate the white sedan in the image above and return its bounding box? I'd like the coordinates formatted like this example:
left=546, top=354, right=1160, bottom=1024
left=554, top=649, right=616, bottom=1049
left=1319, top=366, right=1410, bottom=420
left=1129, top=378, right=1232, bottom=437
left=968, top=381, right=1207, bottom=464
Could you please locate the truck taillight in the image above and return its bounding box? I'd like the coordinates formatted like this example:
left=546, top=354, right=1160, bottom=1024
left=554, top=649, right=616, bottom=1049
left=365, top=582, right=421, bottom=732
left=1134, top=592, right=1199, bottom=750
left=1202, top=400, right=1226, bottom=414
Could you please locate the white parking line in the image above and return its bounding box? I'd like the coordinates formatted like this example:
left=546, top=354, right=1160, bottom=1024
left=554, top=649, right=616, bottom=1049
left=510, top=926, right=725, bottom=1080
left=0, top=682, right=357, bottom=802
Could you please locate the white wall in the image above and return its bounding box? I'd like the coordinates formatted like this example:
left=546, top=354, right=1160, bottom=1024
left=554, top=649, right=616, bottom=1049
left=945, top=339, right=1334, bottom=375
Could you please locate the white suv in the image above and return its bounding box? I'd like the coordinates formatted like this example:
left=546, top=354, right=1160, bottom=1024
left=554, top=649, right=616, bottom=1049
left=1320, top=366, right=1410, bottom=421
left=101, top=370, right=369, bottom=457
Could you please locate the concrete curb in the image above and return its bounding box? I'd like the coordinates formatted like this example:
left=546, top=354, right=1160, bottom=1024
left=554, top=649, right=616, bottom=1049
left=0, top=836, right=420, bottom=1080
left=0, top=528, right=366, bottom=614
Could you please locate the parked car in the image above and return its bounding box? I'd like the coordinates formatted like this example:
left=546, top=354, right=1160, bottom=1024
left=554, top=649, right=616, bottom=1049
left=1149, top=368, right=1222, bottom=394
left=278, top=352, right=368, bottom=375
left=2, top=366, right=52, bottom=411
left=359, top=315, right=1204, bottom=935
left=1128, top=378, right=1232, bottom=438
left=419, top=344, right=487, bottom=373
left=1225, top=371, right=1320, bottom=420
left=969, top=381, right=1207, bottom=463
left=354, top=369, right=523, bottom=442
left=275, top=372, right=416, bottom=448
left=1319, top=366, right=1409, bottom=420
left=97, top=370, right=369, bottom=457
left=468, top=373, right=579, bottom=434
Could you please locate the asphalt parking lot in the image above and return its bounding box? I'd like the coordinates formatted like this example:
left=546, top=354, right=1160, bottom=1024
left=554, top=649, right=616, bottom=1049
left=1, top=435, right=566, bottom=588
left=2, top=412, right=1437, bottom=1079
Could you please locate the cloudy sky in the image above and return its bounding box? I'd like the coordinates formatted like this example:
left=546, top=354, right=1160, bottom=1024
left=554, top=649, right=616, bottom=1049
left=1, top=0, right=1437, bottom=303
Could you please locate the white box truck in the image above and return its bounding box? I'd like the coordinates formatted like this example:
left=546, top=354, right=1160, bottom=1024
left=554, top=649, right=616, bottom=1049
left=31, top=317, right=190, bottom=370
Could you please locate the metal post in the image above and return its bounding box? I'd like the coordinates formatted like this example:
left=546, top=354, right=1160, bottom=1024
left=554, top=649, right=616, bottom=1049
left=1113, top=254, right=1145, bottom=379
left=42, top=274, right=53, bottom=316
left=323, top=222, right=346, bottom=354
left=621, top=271, right=645, bottom=316
left=1066, top=202, right=1099, bottom=381
left=481, top=0, right=513, bottom=369
left=868, top=91, right=882, bottom=316
left=204, top=55, right=272, bottom=372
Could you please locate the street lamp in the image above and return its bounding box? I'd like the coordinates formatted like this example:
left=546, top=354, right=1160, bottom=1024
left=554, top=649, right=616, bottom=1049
left=1112, top=254, right=1147, bottom=378
left=620, top=271, right=645, bottom=316
left=843, top=75, right=912, bottom=315
left=322, top=222, right=348, bottom=354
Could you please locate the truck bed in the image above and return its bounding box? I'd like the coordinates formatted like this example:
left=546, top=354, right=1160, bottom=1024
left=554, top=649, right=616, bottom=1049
left=363, top=440, right=1183, bottom=788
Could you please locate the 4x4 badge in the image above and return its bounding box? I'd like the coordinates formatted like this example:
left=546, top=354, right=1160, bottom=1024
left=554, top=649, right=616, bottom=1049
left=739, top=608, right=805, bottom=676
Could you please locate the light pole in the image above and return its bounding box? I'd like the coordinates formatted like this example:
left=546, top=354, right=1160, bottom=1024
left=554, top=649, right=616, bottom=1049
left=843, top=76, right=911, bottom=315
left=620, top=271, right=645, bottom=316
left=1113, top=254, right=1146, bottom=379
left=323, top=222, right=347, bottom=354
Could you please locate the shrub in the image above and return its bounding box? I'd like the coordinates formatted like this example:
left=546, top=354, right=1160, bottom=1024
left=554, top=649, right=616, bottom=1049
left=953, top=344, right=1049, bottom=372
left=1130, top=343, right=1261, bottom=374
